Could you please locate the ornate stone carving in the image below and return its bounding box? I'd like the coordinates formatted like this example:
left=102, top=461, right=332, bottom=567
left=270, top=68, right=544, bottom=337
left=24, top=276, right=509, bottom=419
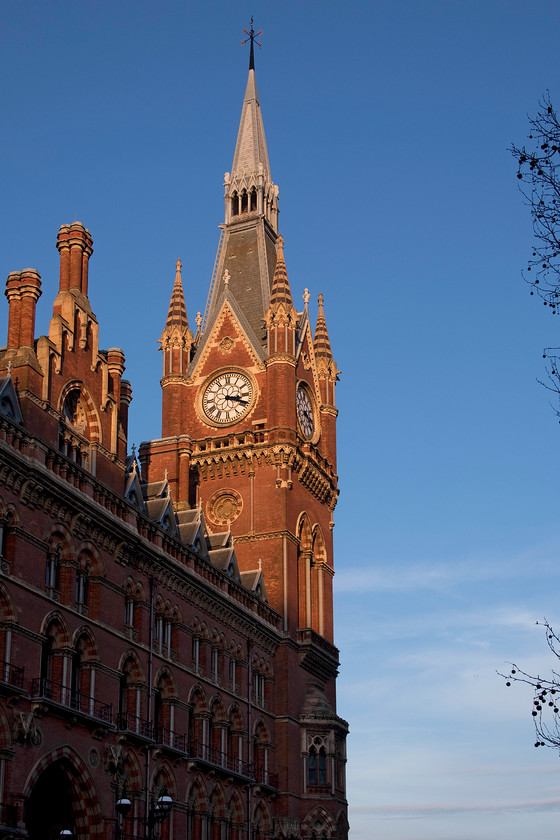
left=206, top=488, right=243, bottom=525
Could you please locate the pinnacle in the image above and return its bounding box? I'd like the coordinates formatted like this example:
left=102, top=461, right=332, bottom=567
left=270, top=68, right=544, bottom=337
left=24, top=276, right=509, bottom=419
left=269, top=236, right=294, bottom=309
left=313, top=293, right=333, bottom=360
left=165, top=259, right=189, bottom=331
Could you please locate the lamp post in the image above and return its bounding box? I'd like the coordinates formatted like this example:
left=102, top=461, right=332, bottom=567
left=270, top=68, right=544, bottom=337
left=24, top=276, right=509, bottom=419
left=147, top=787, right=172, bottom=840
left=115, top=793, right=132, bottom=840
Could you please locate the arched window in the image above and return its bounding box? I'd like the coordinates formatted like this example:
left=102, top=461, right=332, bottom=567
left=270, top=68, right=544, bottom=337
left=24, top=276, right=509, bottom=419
left=75, top=566, right=89, bottom=614
left=70, top=631, right=101, bottom=718
left=254, top=721, right=271, bottom=785
left=0, top=586, right=20, bottom=687
left=308, top=737, right=327, bottom=786
left=250, top=187, right=257, bottom=211
left=240, top=189, right=248, bottom=213
left=38, top=616, right=71, bottom=704
left=45, top=547, right=60, bottom=596
left=118, top=655, right=146, bottom=735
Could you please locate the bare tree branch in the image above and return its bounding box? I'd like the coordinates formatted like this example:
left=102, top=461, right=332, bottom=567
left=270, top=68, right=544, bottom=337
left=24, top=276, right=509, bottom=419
left=514, top=93, right=560, bottom=417
left=498, top=620, right=560, bottom=750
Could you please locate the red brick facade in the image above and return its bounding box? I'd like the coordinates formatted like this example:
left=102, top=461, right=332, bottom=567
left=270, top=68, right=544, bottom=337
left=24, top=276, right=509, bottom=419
left=0, top=59, right=347, bottom=840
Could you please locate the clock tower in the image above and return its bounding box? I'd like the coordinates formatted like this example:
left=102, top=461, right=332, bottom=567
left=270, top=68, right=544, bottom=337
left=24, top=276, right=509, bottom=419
left=140, top=43, right=347, bottom=835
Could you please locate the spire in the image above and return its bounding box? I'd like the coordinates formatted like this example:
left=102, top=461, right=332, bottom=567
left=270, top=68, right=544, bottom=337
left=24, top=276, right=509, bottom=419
left=165, top=259, right=190, bottom=332
left=268, top=237, right=294, bottom=310
left=160, top=260, right=193, bottom=376
left=264, top=237, right=298, bottom=352
left=313, top=293, right=333, bottom=362
left=230, top=67, right=271, bottom=185
left=194, top=54, right=280, bottom=365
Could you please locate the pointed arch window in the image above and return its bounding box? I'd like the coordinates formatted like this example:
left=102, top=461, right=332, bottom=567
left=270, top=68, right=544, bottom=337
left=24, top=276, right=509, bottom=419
left=75, top=565, right=89, bottom=614
left=308, top=737, right=327, bottom=786
left=45, top=546, right=62, bottom=599
left=231, top=191, right=239, bottom=217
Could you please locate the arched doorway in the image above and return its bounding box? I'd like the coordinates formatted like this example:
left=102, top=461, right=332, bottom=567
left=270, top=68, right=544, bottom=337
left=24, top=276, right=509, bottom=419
left=24, top=751, right=103, bottom=840
left=25, top=762, right=76, bottom=839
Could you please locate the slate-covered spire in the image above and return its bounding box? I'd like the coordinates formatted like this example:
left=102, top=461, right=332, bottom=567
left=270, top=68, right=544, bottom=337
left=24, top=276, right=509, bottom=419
left=160, top=259, right=193, bottom=376
left=193, top=60, right=280, bottom=365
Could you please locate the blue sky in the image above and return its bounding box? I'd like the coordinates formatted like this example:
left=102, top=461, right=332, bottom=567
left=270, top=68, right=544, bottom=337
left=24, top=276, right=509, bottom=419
left=3, top=1, right=560, bottom=837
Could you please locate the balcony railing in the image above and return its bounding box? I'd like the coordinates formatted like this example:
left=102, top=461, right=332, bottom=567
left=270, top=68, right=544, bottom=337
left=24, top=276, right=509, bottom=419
left=155, top=726, right=187, bottom=752
left=117, top=711, right=154, bottom=740
left=0, top=801, right=18, bottom=828
left=188, top=740, right=253, bottom=777
left=254, top=767, right=279, bottom=789
left=0, top=658, right=24, bottom=689
left=31, top=677, right=113, bottom=723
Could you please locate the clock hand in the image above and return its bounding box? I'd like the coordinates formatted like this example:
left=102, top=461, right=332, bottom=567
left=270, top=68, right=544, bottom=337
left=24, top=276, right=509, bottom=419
left=226, top=394, right=248, bottom=405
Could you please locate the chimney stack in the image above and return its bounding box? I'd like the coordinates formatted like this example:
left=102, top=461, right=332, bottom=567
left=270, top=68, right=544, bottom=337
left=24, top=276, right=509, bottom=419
left=56, top=222, right=93, bottom=296
left=5, top=269, right=42, bottom=350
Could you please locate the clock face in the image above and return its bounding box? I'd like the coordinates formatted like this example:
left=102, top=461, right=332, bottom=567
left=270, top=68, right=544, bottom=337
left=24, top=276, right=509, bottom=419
left=202, top=371, right=253, bottom=425
left=297, top=383, right=315, bottom=439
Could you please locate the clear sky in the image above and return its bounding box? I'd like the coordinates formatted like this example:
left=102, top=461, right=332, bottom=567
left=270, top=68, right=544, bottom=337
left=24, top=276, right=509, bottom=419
left=2, top=1, right=560, bottom=838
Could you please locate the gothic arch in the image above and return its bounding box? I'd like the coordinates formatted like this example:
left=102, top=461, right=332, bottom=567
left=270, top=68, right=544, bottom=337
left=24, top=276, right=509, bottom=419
left=41, top=612, right=72, bottom=648
left=3, top=502, right=21, bottom=528
left=301, top=806, right=335, bottom=839
left=151, top=761, right=177, bottom=798
left=297, top=513, right=314, bottom=629
left=72, top=626, right=99, bottom=660
left=0, top=583, right=17, bottom=623
left=24, top=746, right=103, bottom=839
left=59, top=380, right=102, bottom=444
left=252, top=799, right=272, bottom=840
left=310, top=524, right=327, bottom=634
left=76, top=540, right=105, bottom=576
left=0, top=704, right=11, bottom=750
left=117, top=649, right=145, bottom=682
left=43, top=523, right=75, bottom=557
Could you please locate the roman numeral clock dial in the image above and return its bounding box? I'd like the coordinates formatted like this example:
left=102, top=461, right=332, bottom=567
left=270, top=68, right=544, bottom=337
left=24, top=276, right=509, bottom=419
left=202, top=371, right=254, bottom=425
left=297, top=382, right=317, bottom=440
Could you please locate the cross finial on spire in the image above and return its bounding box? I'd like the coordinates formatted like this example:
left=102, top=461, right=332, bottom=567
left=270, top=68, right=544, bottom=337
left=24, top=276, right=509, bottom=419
left=303, top=289, right=310, bottom=306
left=242, top=17, right=262, bottom=71
left=176, top=258, right=182, bottom=272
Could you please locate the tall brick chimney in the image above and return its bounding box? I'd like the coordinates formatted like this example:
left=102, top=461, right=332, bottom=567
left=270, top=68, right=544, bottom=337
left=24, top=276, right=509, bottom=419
left=56, top=222, right=93, bottom=296
left=5, top=269, right=42, bottom=350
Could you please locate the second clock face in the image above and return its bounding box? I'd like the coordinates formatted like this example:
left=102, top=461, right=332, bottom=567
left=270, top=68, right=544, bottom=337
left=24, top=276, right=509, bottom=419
left=202, top=371, right=253, bottom=424
left=297, top=383, right=315, bottom=439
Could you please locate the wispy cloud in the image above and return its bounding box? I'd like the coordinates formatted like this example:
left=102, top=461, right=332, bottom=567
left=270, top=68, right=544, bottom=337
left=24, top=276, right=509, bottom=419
left=335, top=544, right=560, bottom=594
left=353, top=797, right=560, bottom=818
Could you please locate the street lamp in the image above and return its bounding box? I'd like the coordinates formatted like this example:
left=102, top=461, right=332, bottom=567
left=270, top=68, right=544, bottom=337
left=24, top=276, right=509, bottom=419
left=147, top=786, right=172, bottom=840
left=115, top=793, right=132, bottom=840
